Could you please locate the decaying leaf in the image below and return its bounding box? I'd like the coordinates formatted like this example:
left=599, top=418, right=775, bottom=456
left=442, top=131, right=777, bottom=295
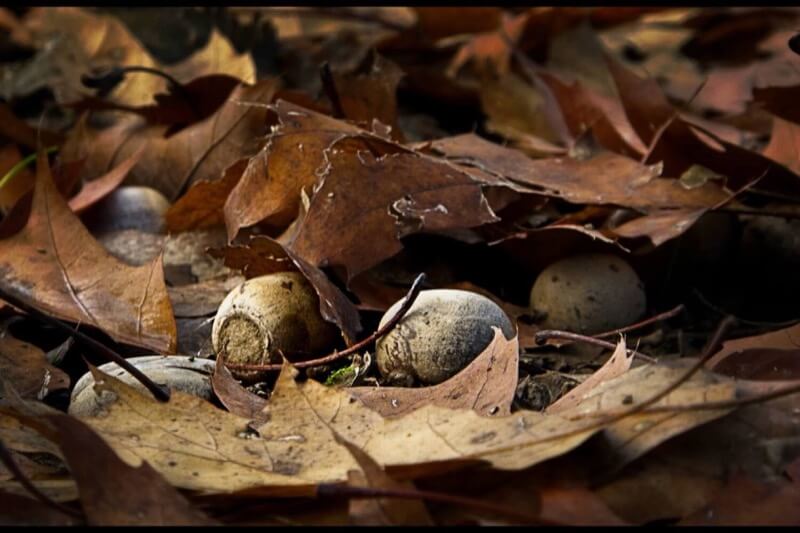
left=0, top=152, right=177, bottom=352
left=75, top=354, right=738, bottom=496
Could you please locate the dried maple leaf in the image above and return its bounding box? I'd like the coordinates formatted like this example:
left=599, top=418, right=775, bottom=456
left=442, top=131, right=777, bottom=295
left=73, top=356, right=738, bottom=496
left=0, top=152, right=176, bottom=352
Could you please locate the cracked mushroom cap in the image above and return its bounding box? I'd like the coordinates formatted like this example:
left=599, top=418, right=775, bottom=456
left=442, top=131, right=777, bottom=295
left=212, top=271, right=338, bottom=367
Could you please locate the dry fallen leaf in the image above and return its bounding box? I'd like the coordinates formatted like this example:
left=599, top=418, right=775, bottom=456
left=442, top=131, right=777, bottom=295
left=349, top=328, right=519, bottom=418
left=0, top=152, right=177, bottom=353
left=282, top=134, right=498, bottom=280
left=63, top=79, right=279, bottom=201
left=546, top=339, right=633, bottom=414
left=0, top=334, right=70, bottom=400
left=40, top=413, right=216, bottom=525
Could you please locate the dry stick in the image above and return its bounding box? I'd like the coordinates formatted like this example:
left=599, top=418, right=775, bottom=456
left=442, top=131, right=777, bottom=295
left=319, top=62, right=347, bottom=119
left=533, top=331, right=658, bottom=364
left=315, top=483, right=554, bottom=525
left=0, top=439, right=83, bottom=519
left=640, top=379, right=800, bottom=415
left=224, top=273, right=427, bottom=373
left=0, top=288, right=170, bottom=402
left=593, top=304, right=685, bottom=340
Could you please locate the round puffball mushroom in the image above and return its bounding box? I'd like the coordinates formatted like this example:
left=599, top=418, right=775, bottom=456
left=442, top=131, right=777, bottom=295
left=69, top=355, right=215, bottom=417
left=375, top=289, right=515, bottom=386
left=84, top=186, right=171, bottom=235
left=212, top=272, right=339, bottom=368
left=529, top=253, right=646, bottom=335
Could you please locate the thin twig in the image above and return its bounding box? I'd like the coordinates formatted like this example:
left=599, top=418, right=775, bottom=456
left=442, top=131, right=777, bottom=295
left=466, top=315, right=738, bottom=459
left=0, top=288, right=170, bottom=402
left=593, top=304, right=685, bottom=340
left=319, top=62, right=346, bottom=119
left=316, top=483, right=553, bottom=525
left=533, top=330, right=658, bottom=364
left=224, top=273, right=427, bottom=373
left=692, top=288, right=800, bottom=329
left=0, top=439, right=83, bottom=519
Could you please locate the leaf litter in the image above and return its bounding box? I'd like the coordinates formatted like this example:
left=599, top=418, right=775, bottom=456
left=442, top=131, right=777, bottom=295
left=1, top=6, right=800, bottom=526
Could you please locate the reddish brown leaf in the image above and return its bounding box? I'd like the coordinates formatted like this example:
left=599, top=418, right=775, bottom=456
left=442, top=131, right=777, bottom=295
left=164, top=159, right=246, bottom=233
left=428, top=133, right=726, bottom=210
left=70, top=74, right=243, bottom=133
left=349, top=329, right=518, bottom=418
left=707, top=323, right=800, bottom=377
left=448, top=10, right=530, bottom=77
left=0, top=152, right=177, bottom=352
left=211, top=361, right=268, bottom=425
left=67, top=146, right=145, bottom=214
left=282, top=134, right=498, bottom=280
left=604, top=52, right=800, bottom=193
left=335, top=435, right=434, bottom=526
left=763, top=115, right=800, bottom=175
left=0, top=335, right=70, bottom=400
left=223, top=99, right=362, bottom=239
left=536, top=71, right=643, bottom=157
left=611, top=207, right=707, bottom=247
left=332, top=52, right=405, bottom=141
left=539, top=487, right=628, bottom=526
